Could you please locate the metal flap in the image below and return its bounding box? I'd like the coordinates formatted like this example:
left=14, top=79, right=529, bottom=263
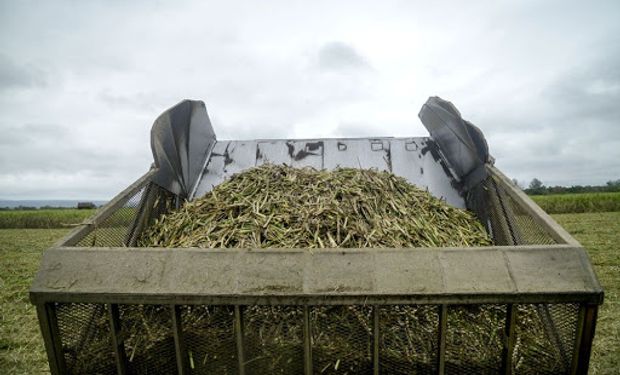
left=419, top=97, right=490, bottom=189
left=150, top=100, right=216, bottom=198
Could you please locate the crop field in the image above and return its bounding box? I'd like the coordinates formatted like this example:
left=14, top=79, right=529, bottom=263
left=553, top=212, right=620, bottom=373
left=0, top=210, right=618, bottom=374
left=0, top=228, right=70, bottom=374
left=531, top=192, right=620, bottom=214
left=0, top=209, right=93, bottom=229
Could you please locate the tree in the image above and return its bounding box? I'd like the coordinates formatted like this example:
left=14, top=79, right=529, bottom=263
left=526, top=178, right=546, bottom=195
left=529, top=178, right=543, bottom=190
left=606, top=179, right=620, bottom=187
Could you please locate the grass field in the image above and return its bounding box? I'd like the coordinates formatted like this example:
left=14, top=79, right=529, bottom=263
left=0, top=228, right=70, bottom=374
left=531, top=192, right=620, bottom=214
left=0, top=212, right=618, bottom=374
left=553, top=212, right=620, bottom=373
left=0, top=209, right=93, bottom=229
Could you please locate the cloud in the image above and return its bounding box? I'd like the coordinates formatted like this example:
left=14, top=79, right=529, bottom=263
left=316, top=42, right=371, bottom=72
left=0, top=54, right=47, bottom=90
left=482, top=52, right=620, bottom=186
left=332, top=121, right=388, bottom=138
left=543, top=55, right=620, bottom=130
left=0, top=0, right=619, bottom=199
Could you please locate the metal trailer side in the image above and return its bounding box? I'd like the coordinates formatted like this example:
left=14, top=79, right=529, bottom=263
left=30, top=98, right=603, bottom=375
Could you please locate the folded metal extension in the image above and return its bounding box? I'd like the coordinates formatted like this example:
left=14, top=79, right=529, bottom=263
left=150, top=100, right=216, bottom=198
left=419, top=97, right=490, bottom=191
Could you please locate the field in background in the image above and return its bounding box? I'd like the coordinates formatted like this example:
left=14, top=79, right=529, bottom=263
left=0, top=210, right=618, bottom=373
left=531, top=192, right=620, bottom=214
left=0, top=228, right=70, bottom=374
left=553, top=212, right=620, bottom=373
left=0, top=209, right=94, bottom=229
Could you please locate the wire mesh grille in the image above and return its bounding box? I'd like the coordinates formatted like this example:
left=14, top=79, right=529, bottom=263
left=445, top=304, right=505, bottom=374
left=506, top=189, right=559, bottom=245
left=118, top=304, right=177, bottom=374
left=54, top=303, right=116, bottom=375
left=481, top=177, right=559, bottom=246
left=75, top=187, right=144, bottom=247
left=513, top=304, right=580, bottom=374
left=49, top=302, right=584, bottom=374
left=311, top=305, right=373, bottom=374
left=242, top=306, right=304, bottom=374
left=379, top=305, right=438, bottom=374
left=74, top=182, right=176, bottom=248
left=181, top=305, right=237, bottom=374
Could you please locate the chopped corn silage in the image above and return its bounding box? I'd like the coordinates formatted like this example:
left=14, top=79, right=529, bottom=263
left=140, top=164, right=491, bottom=249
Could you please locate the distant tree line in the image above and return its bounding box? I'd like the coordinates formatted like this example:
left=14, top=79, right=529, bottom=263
left=0, top=206, right=39, bottom=211
left=0, top=204, right=100, bottom=211
left=522, top=178, right=620, bottom=195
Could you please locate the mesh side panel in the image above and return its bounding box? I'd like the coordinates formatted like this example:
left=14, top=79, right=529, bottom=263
left=445, top=304, right=505, bottom=374
left=513, top=304, right=580, bottom=375
left=181, top=305, right=237, bottom=374
left=546, top=303, right=580, bottom=361
left=55, top=303, right=116, bottom=375
left=75, top=183, right=176, bottom=248
left=504, top=188, right=558, bottom=245
left=76, top=187, right=145, bottom=247
left=119, top=304, right=177, bottom=374
left=312, top=305, right=373, bottom=374
left=243, top=306, right=304, bottom=374
left=379, top=305, right=438, bottom=374
left=483, top=180, right=515, bottom=246
left=483, top=177, right=559, bottom=246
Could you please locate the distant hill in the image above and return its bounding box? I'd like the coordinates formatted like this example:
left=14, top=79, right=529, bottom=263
left=0, top=200, right=108, bottom=209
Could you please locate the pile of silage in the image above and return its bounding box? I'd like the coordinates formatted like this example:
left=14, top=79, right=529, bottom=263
left=140, top=164, right=491, bottom=249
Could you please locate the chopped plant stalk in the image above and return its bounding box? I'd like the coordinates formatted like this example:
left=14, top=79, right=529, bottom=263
left=140, top=164, right=491, bottom=249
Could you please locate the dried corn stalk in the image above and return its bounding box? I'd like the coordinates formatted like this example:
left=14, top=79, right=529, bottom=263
left=140, top=164, right=491, bottom=249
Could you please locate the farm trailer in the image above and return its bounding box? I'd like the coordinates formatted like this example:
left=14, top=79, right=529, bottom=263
left=30, top=97, right=603, bottom=374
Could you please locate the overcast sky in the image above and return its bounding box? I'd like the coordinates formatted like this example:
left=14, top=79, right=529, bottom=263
left=1, top=0, right=619, bottom=200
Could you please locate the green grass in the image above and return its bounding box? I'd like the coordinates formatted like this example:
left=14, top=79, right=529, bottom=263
left=531, top=192, right=620, bottom=214
left=0, top=228, right=70, bottom=374
left=553, top=212, right=620, bottom=374
left=0, top=209, right=94, bottom=229
left=0, top=213, right=618, bottom=374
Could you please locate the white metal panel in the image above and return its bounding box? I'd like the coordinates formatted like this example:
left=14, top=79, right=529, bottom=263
left=322, top=139, right=391, bottom=171
left=193, top=137, right=465, bottom=208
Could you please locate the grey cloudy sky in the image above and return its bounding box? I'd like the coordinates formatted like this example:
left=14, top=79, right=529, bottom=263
left=1, top=0, right=619, bottom=200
